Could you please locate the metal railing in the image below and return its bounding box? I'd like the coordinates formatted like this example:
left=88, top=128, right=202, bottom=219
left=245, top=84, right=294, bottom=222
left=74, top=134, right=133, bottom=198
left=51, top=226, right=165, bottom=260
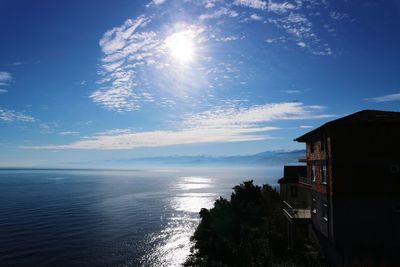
left=299, top=176, right=311, bottom=185
left=298, top=157, right=307, bottom=163
left=283, top=201, right=311, bottom=219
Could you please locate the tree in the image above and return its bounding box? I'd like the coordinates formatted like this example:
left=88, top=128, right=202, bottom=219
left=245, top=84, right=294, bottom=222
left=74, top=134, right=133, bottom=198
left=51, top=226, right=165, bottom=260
left=184, top=180, right=326, bottom=267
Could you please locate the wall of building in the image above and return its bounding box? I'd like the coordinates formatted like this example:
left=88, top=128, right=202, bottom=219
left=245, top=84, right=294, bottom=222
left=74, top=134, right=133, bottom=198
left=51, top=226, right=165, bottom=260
left=305, top=132, right=334, bottom=241
left=280, top=183, right=310, bottom=208
left=311, top=191, right=329, bottom=238
left=330, top=123, right=400, bottom=252
left=297, top=117, right=400, bottom=265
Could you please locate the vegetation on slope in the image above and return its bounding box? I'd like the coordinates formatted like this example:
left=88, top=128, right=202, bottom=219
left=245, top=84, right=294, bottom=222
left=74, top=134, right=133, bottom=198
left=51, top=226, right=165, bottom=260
left=184, top=180, right=325, bottom=266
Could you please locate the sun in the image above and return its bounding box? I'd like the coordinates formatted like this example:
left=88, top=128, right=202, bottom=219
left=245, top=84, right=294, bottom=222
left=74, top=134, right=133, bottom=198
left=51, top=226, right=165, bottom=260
left=165, top=30, right=196, bottom=64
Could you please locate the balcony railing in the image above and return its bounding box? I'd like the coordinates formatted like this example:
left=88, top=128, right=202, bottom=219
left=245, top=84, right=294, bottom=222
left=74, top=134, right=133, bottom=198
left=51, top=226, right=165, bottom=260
left=299, top=176, right=311, bottom=185
left=283, top=201, right=311, bottom=220
left=298, top=157, right=307, bottom=163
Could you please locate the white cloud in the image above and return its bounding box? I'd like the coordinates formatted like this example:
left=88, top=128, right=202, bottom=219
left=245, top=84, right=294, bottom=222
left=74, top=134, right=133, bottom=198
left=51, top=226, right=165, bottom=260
left=184, top=102, right=333, bottom=129
left=249, top=13, right=263, bottom=21
left=146, top=0, right=166, bottom=7
left=202, top=0, right=221, bottom=8
left=152, top=0, right=166, bottom=5
left=59, top=131, right=80, bottom=136
left=268, top=1, right=296, bottom=14
left=22, top=102, right=334, bottom=150
left=92, top=15, right=208, bottom=112
left=216, top=35, right=239, bottom=42
left=99, top=16, right=152, bottom=55
left=297, top=41, right=306, bottom=48
left=90, top=0, right=344, bottom=112
left=0, top=108, right=35, bottom=122
left=0, top=72, right=12, bottom=86
left=11, top=61, right=27, bottom=66
left=283, top=89, right=301, bottom=94
left=0, top=72, right=12, bottom=82
left=300, top=125, right=313, bottom=129
left=96, top=128, right=132, bottom=135
left=233, top=0, right=267, bottom=10
left=91, top=16, right=159, bottom=111
left=287, top=13, right=307, bottom=23
left=268, top=11, right=333, bottom=56
left=199, top=7, right=238, bottom=20
left=364, top=92, right=400, bottom=103
left=330, top=11, right=349, bottom=20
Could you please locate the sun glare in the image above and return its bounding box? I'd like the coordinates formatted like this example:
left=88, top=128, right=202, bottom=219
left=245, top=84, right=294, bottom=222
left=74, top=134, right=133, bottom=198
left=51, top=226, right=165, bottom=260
left=165, top=30, right=195, bottom=64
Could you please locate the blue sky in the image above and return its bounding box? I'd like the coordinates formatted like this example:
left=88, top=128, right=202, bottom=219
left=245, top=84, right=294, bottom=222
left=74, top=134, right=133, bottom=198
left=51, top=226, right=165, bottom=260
left=1, top=0, right=400, bottom=167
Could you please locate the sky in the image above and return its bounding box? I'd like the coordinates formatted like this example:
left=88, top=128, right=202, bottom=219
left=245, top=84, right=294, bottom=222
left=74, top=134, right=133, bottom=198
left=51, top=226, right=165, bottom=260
left=1, top=0, right=400, bottom=167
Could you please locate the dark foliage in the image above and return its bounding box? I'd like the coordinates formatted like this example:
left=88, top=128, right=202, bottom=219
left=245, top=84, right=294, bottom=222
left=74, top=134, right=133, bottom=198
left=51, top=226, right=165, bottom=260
left=184, top=180, right=325, bottom=267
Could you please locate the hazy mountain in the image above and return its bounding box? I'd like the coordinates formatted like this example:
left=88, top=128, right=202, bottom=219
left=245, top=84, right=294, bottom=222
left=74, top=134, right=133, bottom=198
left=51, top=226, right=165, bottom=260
left=107, top=150, right=306, bottom=167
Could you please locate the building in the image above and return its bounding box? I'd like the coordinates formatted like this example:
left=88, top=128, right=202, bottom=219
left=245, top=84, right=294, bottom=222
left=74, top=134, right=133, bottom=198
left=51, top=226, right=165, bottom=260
left=281, top=110, right=400, bottom=266
left=278, top=166, right=311, bottom=248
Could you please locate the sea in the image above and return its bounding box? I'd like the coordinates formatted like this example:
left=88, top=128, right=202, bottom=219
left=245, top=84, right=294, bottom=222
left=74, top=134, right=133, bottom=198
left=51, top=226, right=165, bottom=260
left=0, top=167, right=281, bottom=267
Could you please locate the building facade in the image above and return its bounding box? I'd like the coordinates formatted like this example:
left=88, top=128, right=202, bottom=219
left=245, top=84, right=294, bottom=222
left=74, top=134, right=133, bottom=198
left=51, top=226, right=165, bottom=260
left=281, top=110, right=400, bottom=266
left=278, top=165, right=311, bottom=248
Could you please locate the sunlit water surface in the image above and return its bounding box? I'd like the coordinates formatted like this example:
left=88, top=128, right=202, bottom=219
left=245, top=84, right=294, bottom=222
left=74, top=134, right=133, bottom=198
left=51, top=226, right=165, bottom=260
left=0, top=168, right=279, bottom=266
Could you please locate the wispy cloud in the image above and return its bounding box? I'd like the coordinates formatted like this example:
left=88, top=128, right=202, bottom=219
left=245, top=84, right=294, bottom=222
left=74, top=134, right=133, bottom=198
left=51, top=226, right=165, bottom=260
left=364, top=92, right=400, bottom=103
left=0, top=108, right=35, bottom=122
left=268, top=10, right=333, bottom=56
left=184, top=102, right=334, bottom=129
left=199, top=7, right=238, bottom=20
left=91, top=15, right=208, bottom=111
left=10, top=61, right=27, bottom=66
left=215, top=35, right=239, bottom=42
left=329, top=11, right=349, bottom=21
left=91, top=15, right=159, bottom=111
left=90, top=0, right=347, bottom=112
left=282, top=89, right=302, bottom=94
left=268, top=1, right=296, bottom=14
left=233, top=0, right=267, bottom=10
left=146, top=0, right=166, bottom=7
left=202, top=0, right=222, bottom=9
left=233, top=0, right=296, bottom=13
left=249, top=13, right=263, bottom=21
left=152, top=0, right=166, bottom=5
left=0, top=72, right=12, bottom=87
left=0, top=72, right=12, bottom=82
left=95, top=128, right=132, bottom=135
left=22, top=102, right=334, bottom=150
left=59, top=131, right=80, bottom=136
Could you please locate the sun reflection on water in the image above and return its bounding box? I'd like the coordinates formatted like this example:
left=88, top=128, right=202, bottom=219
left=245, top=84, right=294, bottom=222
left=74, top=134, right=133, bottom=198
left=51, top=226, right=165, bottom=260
left=171, top=193, right=216, bottom=213
left=140, top=176, right=217, bottom=266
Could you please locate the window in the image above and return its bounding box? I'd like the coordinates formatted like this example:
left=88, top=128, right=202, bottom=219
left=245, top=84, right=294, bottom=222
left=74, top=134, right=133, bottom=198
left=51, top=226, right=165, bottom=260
left=322, top=165, right=327, bottom=184
left=311, top=165, right=317, bottom=182
left=321, top=139, right=325, bottom=151
left=290, top=186, right=298, bottom=197
left=312, top=197, right=317, bottom=214
left=322, top=201, right=328, bottom=221
left=310, top=142, right=314, bottom=153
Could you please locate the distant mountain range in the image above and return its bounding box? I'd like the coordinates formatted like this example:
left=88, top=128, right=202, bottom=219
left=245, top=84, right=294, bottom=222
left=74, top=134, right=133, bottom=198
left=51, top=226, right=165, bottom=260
left=108, top=149, right=306, bottom=167
left=0, top=150, right=306, bottom=170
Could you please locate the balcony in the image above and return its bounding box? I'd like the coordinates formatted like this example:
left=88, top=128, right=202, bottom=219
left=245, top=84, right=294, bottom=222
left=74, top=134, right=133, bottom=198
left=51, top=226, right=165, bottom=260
left=299, top=176, right=311, bottom=186
left=298, top=157, right=307, bottom=163
left=283, top=201, right=311, bottom=222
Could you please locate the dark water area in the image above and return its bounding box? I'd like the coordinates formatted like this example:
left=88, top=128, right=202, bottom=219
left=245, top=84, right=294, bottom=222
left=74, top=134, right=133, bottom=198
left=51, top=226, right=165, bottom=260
left=0, top=167, right=280, bottom=266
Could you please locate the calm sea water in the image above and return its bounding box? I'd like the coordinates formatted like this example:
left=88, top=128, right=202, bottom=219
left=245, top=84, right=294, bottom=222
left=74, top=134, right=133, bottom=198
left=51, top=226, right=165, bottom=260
left=0, top=167, right=280, bottom=267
